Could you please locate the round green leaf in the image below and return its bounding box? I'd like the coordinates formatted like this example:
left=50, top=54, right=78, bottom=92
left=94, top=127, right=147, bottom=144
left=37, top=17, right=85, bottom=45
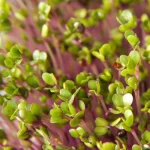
left=4, top=83, right=18, bottom=95
left=132, top=144, right=142, bottom=150
left=84, top=142, right=94, bottom=148
left=75, top=111, right=84, bottom=119
left=31, top=103, right=42, bottom=119
left=101, top=142, right=116, bottom=150
left=42, top=73, right=57, bottom=86
left=38, top=2, right=51, bottom=20
left=24, top=112, right=36, bottom=123
left=124, top=109, right=134, bottom=127
left=127, top=35, right=139, bottom=47
left=1, top=69, right=10, bottom=77
left=70, top=118, right=81, bottom=127
left=88, top=135, right=96, bottom=146
left=116, top=87, right=124, bottom=95
left=127, top=76, right=138, bottom=90
left=129, top=51, right=140, bottom=65
left=56, top=118, right=68, bottom=125
left=125, top=30, right=135, bottom=38
left=112, top=94, right=124, bottom=107
left=100, top=69, right=112, bottom=82
left=18, top=100, right=27, bottom=110
left=94, top=127, right=108, bottom=136
left=76, top=127, right=86, bottom=136
left=76, top=73, right=86, bottom=85
left=26, top=75, right=40, bottom=88
left=40, top=52, right=47, bottom=61
left=41, top=24, right=49, bottom=38
left=124, top=86, right=132, bottom=94
left=127, top=58, right=136, bottom=70
left=4, top=58, right=14, bottom=68
left=69, top=87, right=81, bottom=104
left=117, top=10, right=133, bottom=25
left=8, top=45, right=22, bottom=58
left=60, top=102, right=70, bottom=114
left=19, top=110, right=28, bottom=118
left=11, top=67, right=21, bottom=78
left=141, top=101, right=150, bottom=112
left=108, top=83, right=117, bottom=94
left=39, top=95, right=47, bottom=103
left=99, top=44, right=111, bottom=57
left=111, top=117, right=122, bottom=126
left=95, top=117, right=108, bottom=127
left=38, top=2, right=51, bottom=14
left=68, top=104, right=76, bottom=116
left=63, top=80, right=75, bottom=89
left=2, top=100, right=17, bottom=117
left=142, top=130, right=150, bottom=142
left=92, top=51, right=105, bottom=61
left=60, top=89, right=72, bottom=99
left=69, top=129, right=79, bottom=138
left=33, top=50, right=40, bottom=61
left=33, top=50, right=47, bottom=61
left=50, top=117, right=62, bottom=123
left=17, top=123, right=29, bottom=140
left=50, top=108, right=62, bottom=117
left=88, top=80, right=97, bottom=91
left=120, top=55, right=129, bottom=66
left=121, top=68, right=134, bottom=76
left=19, top=86, right=29, bottom=99
left=79, top=100, right=85, bottom=110
left=14, top=9, right=27, bottom=21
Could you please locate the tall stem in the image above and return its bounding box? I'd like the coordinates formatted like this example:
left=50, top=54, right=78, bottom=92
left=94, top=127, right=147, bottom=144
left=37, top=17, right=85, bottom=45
left=103, top=61, right=109, bottom=68
left=43, top=40, right=58, bottom=74
left=135, top=89, right=141, bottom=118
left=52, top=35, right=64, bottom=73
left=91, top=64, right=99, bottom=75
left=80, top=120, right=92, bottom=134
left=135, top=65, right=141, bottom=118
left=98, top=96, right=108, bottom=115
left=132, top=130, right=141, bottom=146
left=16, top=0, right=26, bottom=9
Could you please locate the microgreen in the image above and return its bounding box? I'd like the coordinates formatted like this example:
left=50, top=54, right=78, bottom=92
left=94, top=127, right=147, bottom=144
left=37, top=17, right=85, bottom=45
left=0, top=0, right=150, bottom=149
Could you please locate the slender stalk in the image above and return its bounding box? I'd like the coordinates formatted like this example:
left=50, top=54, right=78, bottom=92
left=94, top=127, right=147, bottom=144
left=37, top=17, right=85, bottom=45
left=43, top=40, right=58, bottom=74
left=51, top=13, right=65, bottom=33
left=80, top=120, right=92, bottom=134
left=135, top=65, right=141, bottom=118
left=98, top=96, right=108, bottom=115
left=52, top=35, right=64, bottom=73
left=103, top=61, right=109, bottom=68
left=104, top=18, right=111, bottom=31
left=135, top=89, right=141, bottom=118
left=91, top=64, right=99, bottom=75
left=131, top=130, right=141, bottom=146
left=16, top=0, right=26, bottom=9
left=29, top=139, right=39, bottom=150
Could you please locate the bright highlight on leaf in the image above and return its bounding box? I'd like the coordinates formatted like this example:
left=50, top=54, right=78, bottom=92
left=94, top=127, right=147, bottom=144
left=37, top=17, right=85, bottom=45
left=123, top=93, right=133, bottom=106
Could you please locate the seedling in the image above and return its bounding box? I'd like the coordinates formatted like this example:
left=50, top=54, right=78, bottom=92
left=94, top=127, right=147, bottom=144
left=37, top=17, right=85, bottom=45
left=0, top=0, right=150, bottom=150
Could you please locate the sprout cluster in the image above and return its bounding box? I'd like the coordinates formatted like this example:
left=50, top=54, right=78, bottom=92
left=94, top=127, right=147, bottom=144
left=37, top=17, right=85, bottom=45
left=0, top=0, right=150, bottom=150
